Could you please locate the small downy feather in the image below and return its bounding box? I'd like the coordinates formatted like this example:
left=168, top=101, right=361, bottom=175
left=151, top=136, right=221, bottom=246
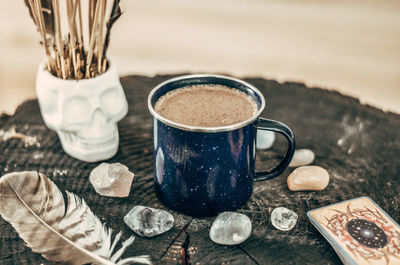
left=0, top=171, right=151, bottom=265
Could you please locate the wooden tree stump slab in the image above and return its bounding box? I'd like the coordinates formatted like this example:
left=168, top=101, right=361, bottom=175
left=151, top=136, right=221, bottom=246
left=0, top=74, right=399, bottom=265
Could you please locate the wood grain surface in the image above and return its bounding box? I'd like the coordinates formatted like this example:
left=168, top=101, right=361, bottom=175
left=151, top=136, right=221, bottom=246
left=0, top=75, right=399, bottom=265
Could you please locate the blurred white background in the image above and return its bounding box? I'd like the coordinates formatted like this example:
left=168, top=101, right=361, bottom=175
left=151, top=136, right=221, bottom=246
left=1, top=0, right=399, bottom=114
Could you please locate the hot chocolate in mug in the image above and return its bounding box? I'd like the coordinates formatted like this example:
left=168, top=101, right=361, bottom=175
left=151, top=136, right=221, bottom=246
left=148, top=74, right=295, bottom=217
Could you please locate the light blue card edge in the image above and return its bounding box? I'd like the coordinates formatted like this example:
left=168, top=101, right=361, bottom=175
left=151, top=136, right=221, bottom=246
left=307, top=196, right=400, bottom=265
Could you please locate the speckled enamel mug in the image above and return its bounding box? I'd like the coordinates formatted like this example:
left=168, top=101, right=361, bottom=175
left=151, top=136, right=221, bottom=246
left=148, top=74, right=295, bottom=217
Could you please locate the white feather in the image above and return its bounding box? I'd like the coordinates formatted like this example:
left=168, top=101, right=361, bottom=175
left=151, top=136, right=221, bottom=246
left=0, top=171, right=151, bottom=265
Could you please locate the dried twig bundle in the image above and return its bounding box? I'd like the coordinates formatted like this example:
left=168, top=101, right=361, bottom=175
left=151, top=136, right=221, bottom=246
left=25, top=0, right=122, bottom=80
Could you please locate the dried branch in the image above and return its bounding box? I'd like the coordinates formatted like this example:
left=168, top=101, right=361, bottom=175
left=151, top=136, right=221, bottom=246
left=103, top=0, right=122, bottom=58
left=24, top=0, right=123, bottom=80
left=85, top=0, right=102, bottom=78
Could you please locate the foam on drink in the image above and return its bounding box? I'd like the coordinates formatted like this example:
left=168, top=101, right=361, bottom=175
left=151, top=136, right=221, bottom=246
left=154, top=84, right=258, bottom=127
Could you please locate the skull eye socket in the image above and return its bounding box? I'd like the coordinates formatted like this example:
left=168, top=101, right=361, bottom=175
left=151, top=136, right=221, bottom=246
left=100, top=88, right=125, bottom=116
left=63, top=97, right=90, bottom=123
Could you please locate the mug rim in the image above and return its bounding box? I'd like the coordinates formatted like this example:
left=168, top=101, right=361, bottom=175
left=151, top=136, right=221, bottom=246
left=148, top=74, right=266, bottom=133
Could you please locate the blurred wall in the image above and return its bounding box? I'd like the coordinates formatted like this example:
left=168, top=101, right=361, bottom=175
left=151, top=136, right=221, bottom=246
left=1, top=0, right=399, bottom=114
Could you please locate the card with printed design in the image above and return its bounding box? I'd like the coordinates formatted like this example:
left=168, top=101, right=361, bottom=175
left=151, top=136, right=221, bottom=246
left=307, top=197, right=400, bottom=265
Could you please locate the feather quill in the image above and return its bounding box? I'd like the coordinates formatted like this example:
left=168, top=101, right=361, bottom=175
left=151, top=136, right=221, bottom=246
left=0, top=171, right=151, bottom=265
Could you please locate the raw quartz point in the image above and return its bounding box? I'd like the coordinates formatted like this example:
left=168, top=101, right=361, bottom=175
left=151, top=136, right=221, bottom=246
left=124, top=206, right=174, bottom=237
left=287, top=166, right=329, bottom=191
left=256, top=130, right=275, bottom=149
left=271, top=207, right=298, bottom=231
left=289, top=149, right=315, bottom=167
left=209, top=212, right=252, bottom=245
left=89, top=162, right=134, bottom=197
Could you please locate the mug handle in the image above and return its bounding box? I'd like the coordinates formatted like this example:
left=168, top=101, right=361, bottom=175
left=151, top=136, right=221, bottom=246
left=254, top=118, right=296, bottom=181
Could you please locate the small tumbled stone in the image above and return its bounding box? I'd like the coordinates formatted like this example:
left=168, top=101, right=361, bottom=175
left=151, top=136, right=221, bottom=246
left=256, top=130, right=275, bottom=149
left=289, top=149, right=315, bottom=167
left=124, top=206, right=174, bottom=237
left=209, top=212, right=251, bottom=245
left=287, top=166, right=329, bottom=191
left=89, top=162, right=134, bottom=197
left=271, top=207, right=298, bottom=231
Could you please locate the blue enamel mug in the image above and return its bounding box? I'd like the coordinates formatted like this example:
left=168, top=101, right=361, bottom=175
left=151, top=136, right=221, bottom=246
left=148, top=75, right=295, bottom=217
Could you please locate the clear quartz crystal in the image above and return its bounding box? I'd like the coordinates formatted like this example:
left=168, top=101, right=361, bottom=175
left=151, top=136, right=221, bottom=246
left=209, top=211, right=252, bottom=245
left=89, top=162, right=134, bottom=197
left=123, top=206, right=174, bottom=237
left=271, top=207, right=298, bottom=231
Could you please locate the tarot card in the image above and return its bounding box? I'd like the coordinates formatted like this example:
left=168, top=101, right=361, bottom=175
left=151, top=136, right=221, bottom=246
left=307, top=197, right=400, bottom=265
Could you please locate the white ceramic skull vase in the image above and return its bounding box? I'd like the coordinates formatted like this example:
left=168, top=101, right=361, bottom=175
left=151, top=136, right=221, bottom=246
left=36, top=58, right=128, bottom=162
